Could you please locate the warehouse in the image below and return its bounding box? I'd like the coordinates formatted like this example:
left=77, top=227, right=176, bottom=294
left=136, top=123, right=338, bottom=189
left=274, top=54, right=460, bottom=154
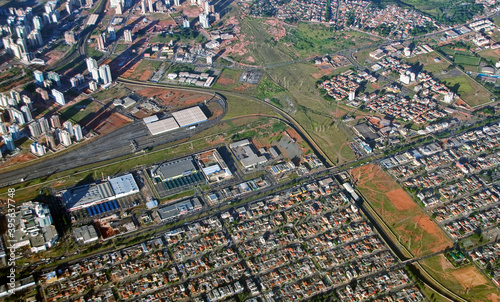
left=151, top=157, right=197, bottom=181
left=172, top=106, right=207, bottom=127
left=62, top=173, right=140, bottom=212
left=146, top=117, right=179, bottom=136
left=155, top=198, right=202, bottom=222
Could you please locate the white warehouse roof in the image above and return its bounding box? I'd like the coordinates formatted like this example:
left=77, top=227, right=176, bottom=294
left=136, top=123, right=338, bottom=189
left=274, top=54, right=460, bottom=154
left=172, top=106, right=207, bottom=127
left=108, top=173, right=139, bottom=198
left=146, top=118, right=179, bottom=135
left=143, top=115, right=159, bottom=124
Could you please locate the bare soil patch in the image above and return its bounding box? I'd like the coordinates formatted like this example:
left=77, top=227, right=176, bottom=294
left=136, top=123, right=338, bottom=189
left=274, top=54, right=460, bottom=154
left=452, top=266, right=488, bottom=288
left=386, top=188, right=416, bottom=211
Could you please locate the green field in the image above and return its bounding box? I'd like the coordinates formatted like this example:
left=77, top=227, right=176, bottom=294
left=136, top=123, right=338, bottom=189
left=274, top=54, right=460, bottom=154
left=420, top=255, right=499, bottom=302
left=232, top=17, right=297, bottom=65
left=441, top=74, right=493, bottom=107
left=453, top=54, right=480, bottom=66
left=59, top=98, right=103, bottom=124
left=282, top=23, right=380, bottom=58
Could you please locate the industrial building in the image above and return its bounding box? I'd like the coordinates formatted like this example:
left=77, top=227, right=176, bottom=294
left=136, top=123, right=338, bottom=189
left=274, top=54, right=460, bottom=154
left=155, top=197, right=202, bottom=222
left=171, top=106, right=207, bottom=127
left=62, top=173, right=139, bottom=212
left=229, top=139, right=267, bottom=169
left=195, top=149, right=233, bottom=183
left=146, top=117, right=179, bottom=136
left=145, top=106, right=208, bottom=135
left=73, top=225, right=99, bottom=244
left=151, top=157, right=197, bottom=181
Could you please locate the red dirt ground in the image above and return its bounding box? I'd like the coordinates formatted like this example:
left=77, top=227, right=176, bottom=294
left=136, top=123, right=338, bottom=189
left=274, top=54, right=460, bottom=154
left=452, top=266, right=488, bottom=288
left=0, top=153, right=37, bottom=169
left=215, top=76, right=235, bottom=86
left=385, top=188, right=416, bottom=211
left=488, top=293, right=500, bottom=302
left=311, top=65, right=334, bottom=79
left=351, top=163, right=451, bottom=256
left=133, top=87, right=207, bottom=109
left=138, top=69, right=154, bottom=81
left=84, top=110, right=131, bottom=135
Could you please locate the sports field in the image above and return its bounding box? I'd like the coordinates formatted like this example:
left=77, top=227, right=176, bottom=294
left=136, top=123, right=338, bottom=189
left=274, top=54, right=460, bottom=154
left=350, top=164, right=451, bottom=257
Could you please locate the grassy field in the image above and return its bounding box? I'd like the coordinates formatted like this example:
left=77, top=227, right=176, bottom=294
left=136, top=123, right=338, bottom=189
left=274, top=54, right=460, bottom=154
left=420, top=255, right=499, bottom=302
left=223, top=94, right=280, bottom=120
left=351, top=164, right=452, bottom=257
left=282, top=23, right=380, bottom=58
left=232, top=17, right=297, bottom=65
left=212, top=68, right=246, bottom=91
left=59, top=98, right=103, bottom=124
left=477, top=48, right=500, bottom=64
left=440, top=74, right=493, bottom=107
left=453, top=54, right=480, bottom=66
left=264, top=62, right=357, bottom=164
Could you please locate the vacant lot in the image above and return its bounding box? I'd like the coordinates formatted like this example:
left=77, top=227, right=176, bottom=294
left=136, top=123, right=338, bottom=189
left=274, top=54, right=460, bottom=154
left=351, top=164, right=451, bottom=257
left=421, top=255, right=498, bottom=302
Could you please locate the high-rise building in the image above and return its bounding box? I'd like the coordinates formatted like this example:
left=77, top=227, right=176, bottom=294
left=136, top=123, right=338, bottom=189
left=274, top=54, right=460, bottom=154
left=141, top=0, right=146, bottom=14
left=86, top=57, right=98, bottom=71
left=73, top=123, right=83, bottom=141
left=199, top=13, right=209, bottom=29
left=36, top=87, right=49, bottom=101
left=10, top=108, right=26, bottom=125
left=30, top=142, right=46, bottom=156
left=107, top=27, right=116, bottom=40
left=8, top=123, right=20, bottom=140
left=33, top=16, right=43, bottom=30
left=11, top=91, right=21, bottom=103
left=206, top=55, right=212, bottom=64
left=63, top=120, right=74, bottom=137
left=183, top=18, right=190, bottom=28
left=99, top=64, right=112, bottom=86
left=97, top=33, right=105, bottom=50
left=3, top=134, right=15, bottom=151
left=28, top=121, right=42, bottom=137
left=0, top=123, right=8, bottom=134
left=124, top=29, right=133, bottom=42
left=58, top=130, right=72, bottom=147
left=22, top=95, right=33, bottom=110
left=20, top=105, right=32, bottom=123
left=148, top=0, right=154, bottom=13
left=115, top=2, right=123, bottom=14
left=34, top=70, right=44, bottom=83
left=50, top=115, right=61, bottom=128
left=64, top=31, right=76, bottom=44
left=38, top=117, right=50, bottom=134
left=47, top=71, right=61, bottom=87
left=46, top=131, right=56, bottom=149
left=90, top=67, right=100, bottom=82
left=51, top=89, right=65, bottom=106
left=89, top=81, right=99, bottom=91
left=174, top=0, right=180, bottom=5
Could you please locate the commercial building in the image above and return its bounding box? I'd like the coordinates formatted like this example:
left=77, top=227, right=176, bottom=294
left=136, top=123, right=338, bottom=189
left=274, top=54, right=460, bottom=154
left=196, top=149, right=232, bottom=183
left=10, top=201, right=59, bottom=253
left=171, top=106, right=207, bottom=127
left=62, top=173, right=139, bottom=212
left=74, top=225, right=99, bottom=244
left=155, top=197, right=202, bottom=222
left=229, top=139, right=267, bottom=169
left=151, top=157, right=197, bottom=181
left=124, top=29, right=132, bottom=42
